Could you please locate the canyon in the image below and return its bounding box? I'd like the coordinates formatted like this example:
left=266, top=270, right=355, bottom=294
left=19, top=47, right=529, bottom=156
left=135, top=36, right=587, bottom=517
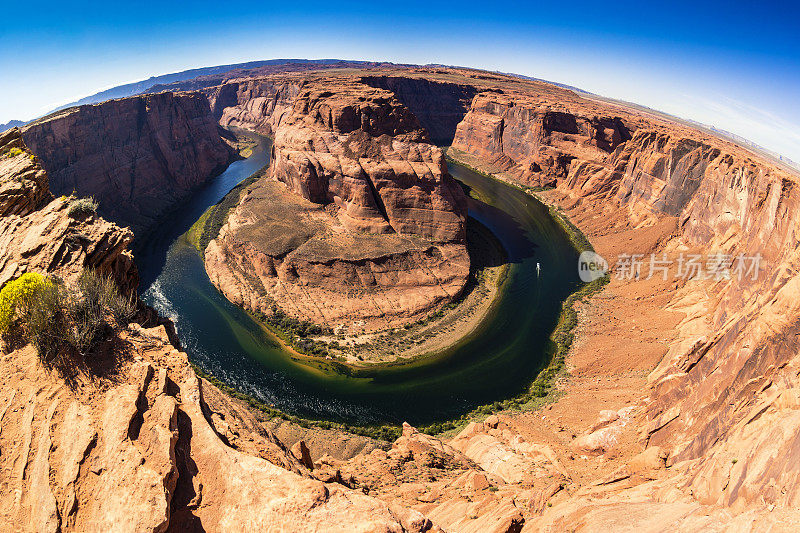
left=2, top=62, right=800, bottom=531
left=20, top=92, right=234, bottom=237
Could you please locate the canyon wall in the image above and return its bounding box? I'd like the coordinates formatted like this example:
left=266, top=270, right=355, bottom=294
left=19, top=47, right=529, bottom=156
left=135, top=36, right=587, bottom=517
left=452, top=91, right=632, bottom=186
left=455, top=84, right=800, bottom=518
left=269, top=80, right=467, bottom=241
left=602, top=129, right=800, bottom=508
left=207, top=73, right=478, bottom=146
left=21, top=92, right=233, bottom=236
left=204, top=78, right=303, bottom=135
left=360, top=76, right=478, bottom=144
left=204, top=77, right=470, bottom=331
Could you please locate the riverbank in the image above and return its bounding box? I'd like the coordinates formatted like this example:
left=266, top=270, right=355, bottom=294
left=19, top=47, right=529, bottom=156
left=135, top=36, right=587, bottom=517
left=418, top=153, right=609, bottom=436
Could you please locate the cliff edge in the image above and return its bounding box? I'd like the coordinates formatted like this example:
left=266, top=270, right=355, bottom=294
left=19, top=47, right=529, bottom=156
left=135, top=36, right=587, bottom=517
left=21, top=92, right=234, bottom=237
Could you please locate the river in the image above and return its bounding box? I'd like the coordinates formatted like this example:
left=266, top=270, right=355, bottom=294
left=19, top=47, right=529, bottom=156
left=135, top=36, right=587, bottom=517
left=137, top=134, right=582, bottom=425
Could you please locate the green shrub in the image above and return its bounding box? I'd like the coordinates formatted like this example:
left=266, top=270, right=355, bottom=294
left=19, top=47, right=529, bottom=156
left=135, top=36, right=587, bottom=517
left=0, top=272, right=54, bottom=333
left=69, top=270, right=136, bottom=352
left=0, top=269, right=136, bottom=364
left=67, top=197, right=99, bottom=218
left=3, top=147, right=23, bottom=158
left=26, top=281, right=69, bottom=362
left=0, top=273, right=67, bottom=363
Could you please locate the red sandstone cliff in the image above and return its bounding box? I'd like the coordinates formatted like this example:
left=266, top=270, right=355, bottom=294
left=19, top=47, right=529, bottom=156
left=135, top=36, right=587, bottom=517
left=204, top=77, right=470, bottom=331
left=21, top=92, right=233, bottom=236
left=269, top=80, right=467, bottom=241
left=205, top=77, right=302, bottom=135
left=452, top=91, right=632, bottom=186
left=360, top=76, right=478, bottom=144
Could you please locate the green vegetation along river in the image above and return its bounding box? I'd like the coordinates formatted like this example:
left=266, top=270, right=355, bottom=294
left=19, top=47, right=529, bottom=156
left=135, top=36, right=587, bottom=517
left=137, top=135, right=583, bottom=425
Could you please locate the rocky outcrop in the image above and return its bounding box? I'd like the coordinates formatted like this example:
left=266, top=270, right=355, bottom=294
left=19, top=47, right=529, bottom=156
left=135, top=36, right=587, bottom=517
left=0, top=129, right=136, bottom=293
left=21, top=92, right=233, bottom=236
left=453, top=92, right=632, bottom=186
left=205, top=78, right=469, bottom=330
left=269, top=80, right=467, bottom=241
left=0, top=129, right=49, bottom=216
left=0, top=325, right=442, bottom=532
left=204, top=77, right=302, bottom=134
left=327, top=417, right=578, bottom=532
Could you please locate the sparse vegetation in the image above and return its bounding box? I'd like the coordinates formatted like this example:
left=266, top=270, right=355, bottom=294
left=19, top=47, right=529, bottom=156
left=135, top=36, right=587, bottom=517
left=252, top=306, right=333, bottom=358
left=0, top=269, right=136, bottom=367
left=67, top=196, right=99, bottom=218
left=187, top=169, right=265, bottom=255
left=71, top=269, right=137, bottom=350
left=4, top=147, right=24, bottom=158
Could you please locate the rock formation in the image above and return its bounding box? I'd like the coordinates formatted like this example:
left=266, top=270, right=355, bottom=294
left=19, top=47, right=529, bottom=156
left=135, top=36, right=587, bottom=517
left=452, top=92, right=632, bottom=187
left=204, top=78, right=469, bottom=331
left=21, top=92, right=233, bottom=236
left=0, top=128, right=136, bottom=292
left=205, top=77, right=302, bottom=134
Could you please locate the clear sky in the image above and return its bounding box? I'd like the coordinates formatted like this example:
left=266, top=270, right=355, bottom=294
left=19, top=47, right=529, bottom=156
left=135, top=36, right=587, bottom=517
left=2, top=0, right=798, bottom=161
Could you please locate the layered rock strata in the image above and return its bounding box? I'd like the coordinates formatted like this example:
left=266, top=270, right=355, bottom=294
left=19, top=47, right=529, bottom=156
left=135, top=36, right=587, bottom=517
left=452, top=91, right=632, bottom=186
left=21, top=92, right=233, bottom=236
left=205, top=79, right=469, bottom=331
left=205, top=77, right=302, bottom=134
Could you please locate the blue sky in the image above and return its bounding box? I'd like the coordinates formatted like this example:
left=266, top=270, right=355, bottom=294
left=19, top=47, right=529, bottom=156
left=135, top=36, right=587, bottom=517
left=1, top=0, right=798, bottom=161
